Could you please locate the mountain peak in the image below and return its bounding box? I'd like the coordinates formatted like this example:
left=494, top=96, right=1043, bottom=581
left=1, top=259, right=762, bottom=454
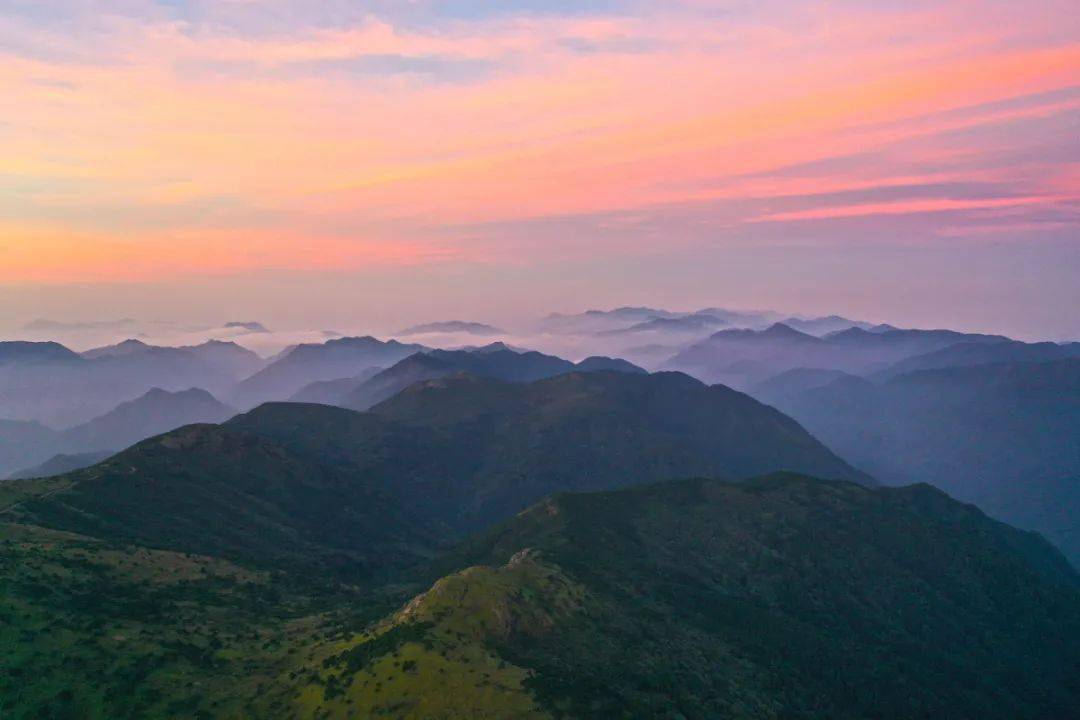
left=398, top=320, right=505, bottom=336
left=762, top=322, right=814, bottom=338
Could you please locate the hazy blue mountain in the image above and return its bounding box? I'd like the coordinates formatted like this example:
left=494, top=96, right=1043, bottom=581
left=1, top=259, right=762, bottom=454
left=82, top=338, right=263, bottom=377
left=80, top=338, right=158, bottom=359
left=0, top=385, right=236, bottom=480
left=397, top=321, right=505, bottom=336
left=0, top=341, right=82, bottom=365
left=599, top=314, right=728, bottom=336
left=7, top=450, right=115, bottom=480
left=877, top=338, right=1080, bottom=378
left=779, top=314, right=874, bottom=336
left=542, top=306, right=778, bottom=335
left=0, top=419, right=62, bottom=479
left=224, top=321, right=270, bottom=333
left=750, top=367, right=856, bottom=399
left=60, top=387, right=236, bottom=456
left=230, top=336, right=425, bottom=409
left=542, top=306, right=680, bottom=331
left=288, top=366, right=385, bottom=405
left=762, top=359, right=1080, bottom=564
left=667, top=323, right=1009, bottom=388
left=0, top=339, right=258, bottom=428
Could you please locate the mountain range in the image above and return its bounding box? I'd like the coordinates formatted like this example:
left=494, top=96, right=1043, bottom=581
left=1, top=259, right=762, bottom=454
left=396, top=321, right=505, bottom=336
left=667, top=323, right=1013, bottom=388
left=756, top=359, right=1080, bottom=564
left=0, top=338, right=259, bottom=427
left=305, top=345, right=646, bottom=411
left=230, top=336, right=425, bottom=409
left=2, top=419, right=1075, bottom=718
left=1, top=310, right=1078, bottom=717
left=0, top=387, right=236, bottom=479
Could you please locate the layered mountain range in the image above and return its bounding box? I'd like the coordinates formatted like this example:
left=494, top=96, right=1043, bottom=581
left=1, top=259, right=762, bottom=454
left=2, top=365, right=1076, bottom=718
left=1, top=309, right=1077, bottom=718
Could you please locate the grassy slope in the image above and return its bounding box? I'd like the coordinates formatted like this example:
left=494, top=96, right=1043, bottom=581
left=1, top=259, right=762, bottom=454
left=2, top=459, right=1078, bottom=718
left=423, top=475, right=1080, bottom=719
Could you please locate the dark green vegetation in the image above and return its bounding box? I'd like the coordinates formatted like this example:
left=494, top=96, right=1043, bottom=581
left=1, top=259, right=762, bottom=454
left=4, top=371, right=864, bottom=576
left=237, top=371, right=868, bottom=532
left=759, top=359, right=1080, bottom=564
left=2, top=470, right=1077, bottom=719
left=2, top=424, right=440, bottom=576
left=1, top=369, right=1077, bottom=719
left=435, top=475, right=1080, bottom=719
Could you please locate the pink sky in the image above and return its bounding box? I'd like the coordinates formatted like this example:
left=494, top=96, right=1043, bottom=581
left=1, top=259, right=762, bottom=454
left=1, top=1, right=1077, bottom=337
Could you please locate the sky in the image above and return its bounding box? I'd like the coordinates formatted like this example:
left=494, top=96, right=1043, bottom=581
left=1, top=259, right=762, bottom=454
left=1, top=0, right=1078, bottom=339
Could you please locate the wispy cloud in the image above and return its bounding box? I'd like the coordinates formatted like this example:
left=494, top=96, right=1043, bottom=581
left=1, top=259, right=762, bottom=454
left=0, top=0, right=1077, bottom=281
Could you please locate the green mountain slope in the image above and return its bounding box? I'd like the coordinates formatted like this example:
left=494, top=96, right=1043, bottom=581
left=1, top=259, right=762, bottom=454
left=357, top=474, right=1078, bottom=720
left=231, top=371, right=870, bottom=532
left=3, top=467, right=1078, bottom=718
left=1, top=424, right=441, bottom=577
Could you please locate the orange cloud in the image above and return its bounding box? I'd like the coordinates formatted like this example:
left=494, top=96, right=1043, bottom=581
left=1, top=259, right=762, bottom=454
left=0, top=225, right=455, bottom=284
left=750, top=195, right=1072, bottom=223
left=1, top=2, right=1077, bottom=281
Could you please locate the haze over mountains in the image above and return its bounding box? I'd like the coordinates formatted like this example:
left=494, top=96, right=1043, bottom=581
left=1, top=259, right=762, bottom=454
left=1, top=304, right=1077, bottom=717
left=1, top=378, right=1075, bottom=717
left=1, top=387, right=237, bottom=480
left=757, top=359, right=1080, bottom=562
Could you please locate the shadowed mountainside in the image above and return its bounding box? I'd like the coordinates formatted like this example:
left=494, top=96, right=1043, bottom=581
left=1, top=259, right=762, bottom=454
left=757, top=359, right=1080, bottom=564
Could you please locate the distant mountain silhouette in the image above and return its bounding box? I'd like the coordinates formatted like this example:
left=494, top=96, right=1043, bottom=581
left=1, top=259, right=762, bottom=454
left=291, top=347, right=644, bottom=411
left=230, top=336, right=425, bottom=409
left=60, top=387, right=236, bottom=456
left=7, top=450, right=115, bottom=480
left=0, top=419, right=62, bottom=479
left=542, top=306, right=779, bottom=334
left=0, top=341, right=82, bottom=365
left=599, top=314, right=727, bottom=336
left=779, top=314, right=875, bottom=336
left=667, top=323, right=1008, bottom=388
left=574, top=355, right=647, bottom=374
left=287, top=366, right=385, bottom=405
left=877, top=339, right=1080, bottom=378
left=341, top=347, right=575, bottom=410
left=224, top=321, right=269, bottom=333
left=0, top=387, right=236, bottom=478
left=759, top=359, right=1080, bottom=564
left=397, top=321, right=505, bottom=336
left=750, top=367, right=855, bottom=399
left=0, top=340, right=255, bottom=427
